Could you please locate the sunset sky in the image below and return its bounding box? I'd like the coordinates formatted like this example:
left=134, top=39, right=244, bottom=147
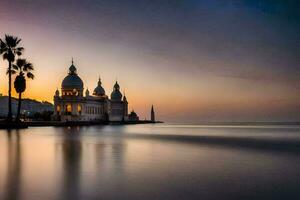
left=0, top=0, right=299, bottom=122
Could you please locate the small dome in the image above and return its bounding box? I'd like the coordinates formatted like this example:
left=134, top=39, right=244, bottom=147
left=129, top=110, right=137, bottom=117
left=69, top=58, right=77, bottom=74
left=111, top=90, right=122, bottom=101
left=61, top=61, right=83, bottom=90
left=69, top=64, right=76, bottom=74
left=55, top=88, right=59, bottom=96
left=85, top=88, right=90, bottom=96
left=111, top=81, right=122, bottom=101
left=93, top=77, right=105, bottom=96
left=114, top=81, right=120, bottom=90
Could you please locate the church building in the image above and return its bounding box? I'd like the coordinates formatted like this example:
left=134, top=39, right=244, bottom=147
left=53, top=60, right=130, bottom=122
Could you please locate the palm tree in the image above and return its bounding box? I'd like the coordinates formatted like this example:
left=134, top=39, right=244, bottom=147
left=11, top=59, right=34, bottom=122
left=0, top=35, right=24, bottom=122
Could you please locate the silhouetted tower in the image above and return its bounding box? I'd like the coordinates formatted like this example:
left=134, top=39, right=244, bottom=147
left=123, top=92, right=128, bottom=116
left=151, top=105, right=155, bottom=122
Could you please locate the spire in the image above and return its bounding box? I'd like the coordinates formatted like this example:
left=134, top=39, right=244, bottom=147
left=151, top=105, right=155, bottom=122
left=98, top=76, right=102, bottom=86
left=55, top=88, right=60, bottom=96
left=85, top=87, right=90, bottom=96
left=69, top=58, right=77, bottom=74
left=114, top=81, right=120, bottom=90
left=123, top=90, right=127, bottom=102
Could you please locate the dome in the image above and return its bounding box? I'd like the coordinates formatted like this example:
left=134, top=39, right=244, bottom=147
left=129, top=110, right=137, bottom=117
left=93, top=78, right=105, bottom=96
left=111, top=81, right=122, bottom=101
left=62, top=74, right=83, bottom=89
left=61, top=61, right=84, bottom=90
left=111, top=90, right=122, bottom=100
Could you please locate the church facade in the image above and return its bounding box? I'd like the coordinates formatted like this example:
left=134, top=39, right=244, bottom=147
left=53, top=61, right=129, bottom=122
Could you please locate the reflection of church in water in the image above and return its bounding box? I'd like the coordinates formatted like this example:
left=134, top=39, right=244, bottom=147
left=53, top=60, right=151, bottom=122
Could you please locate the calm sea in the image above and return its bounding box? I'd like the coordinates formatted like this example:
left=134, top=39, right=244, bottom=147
left=1, top=124, right=300, bottom=200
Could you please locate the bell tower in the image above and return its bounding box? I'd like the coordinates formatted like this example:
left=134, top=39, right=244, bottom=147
left=151, top=105, right=155, bottom=122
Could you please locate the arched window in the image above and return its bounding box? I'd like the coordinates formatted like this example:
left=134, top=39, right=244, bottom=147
left=56, top=105, right=61, bottom=114
left=66, top=104, right=72, bottom=114
left=78, top=104, right=82, bottom=115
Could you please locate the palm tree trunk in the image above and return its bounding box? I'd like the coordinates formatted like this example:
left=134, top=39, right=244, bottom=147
left=7, top=61, right=12, bottom=122
left=16, top=92, right=22, bottom=122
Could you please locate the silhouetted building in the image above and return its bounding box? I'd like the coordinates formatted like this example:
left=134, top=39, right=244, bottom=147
left=128, top=110, right=139, bottom=121
left=151, top=105, right=155, bottom=122
left=53, top=60, right=129, bottom=122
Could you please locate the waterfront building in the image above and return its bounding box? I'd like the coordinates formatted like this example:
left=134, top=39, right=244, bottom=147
left=53, top=60, right=130, bottom=122
left=128, top=110, right=139, bottom=121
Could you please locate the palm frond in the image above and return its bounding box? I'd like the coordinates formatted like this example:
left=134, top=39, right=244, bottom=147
left=5, top=35, right=14, bottom=47
left=5, top=35, right=21, bottom=48
left=2, top=49, right=15, bottom=61
left=16, top=58, right=26, bottom=68
left=14, top=47, right=24, bottom=56
left=12, top=58, right=35, bottom=79
left=16, top=47, right=24, bottom=51
left=12, top=64, right=19, bottom=71
left=0, top=39, right=8, bottom=54
left=1, top=35, right=23, bottom=60
left=6, top=69, right=16, bottom=75
left=0, top=46, right=8, bottom=54
left=27, top=72, right=34, bottom=79
left=16, top=51, right=22, bottom=56
left=3, top=52, right=8, bottom=60
left=15, top=38, right=22, bottom=46
left=24, top=63, right=34, bottom=71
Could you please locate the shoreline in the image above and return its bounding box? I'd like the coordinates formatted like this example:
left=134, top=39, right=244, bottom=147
left=1, top=121, right=299, bottom=130
left=0, top=120, right=163, bottom=129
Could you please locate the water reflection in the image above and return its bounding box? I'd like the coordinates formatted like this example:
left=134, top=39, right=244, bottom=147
left=126, top=133, right=300, bottom=155
left=54, top=126, right=127, bottom=199
left=1, top=125, right=300, bottom=200
left=57, top=127, right=83, bottom=200
left=4, top=130, right=22, bottom=200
